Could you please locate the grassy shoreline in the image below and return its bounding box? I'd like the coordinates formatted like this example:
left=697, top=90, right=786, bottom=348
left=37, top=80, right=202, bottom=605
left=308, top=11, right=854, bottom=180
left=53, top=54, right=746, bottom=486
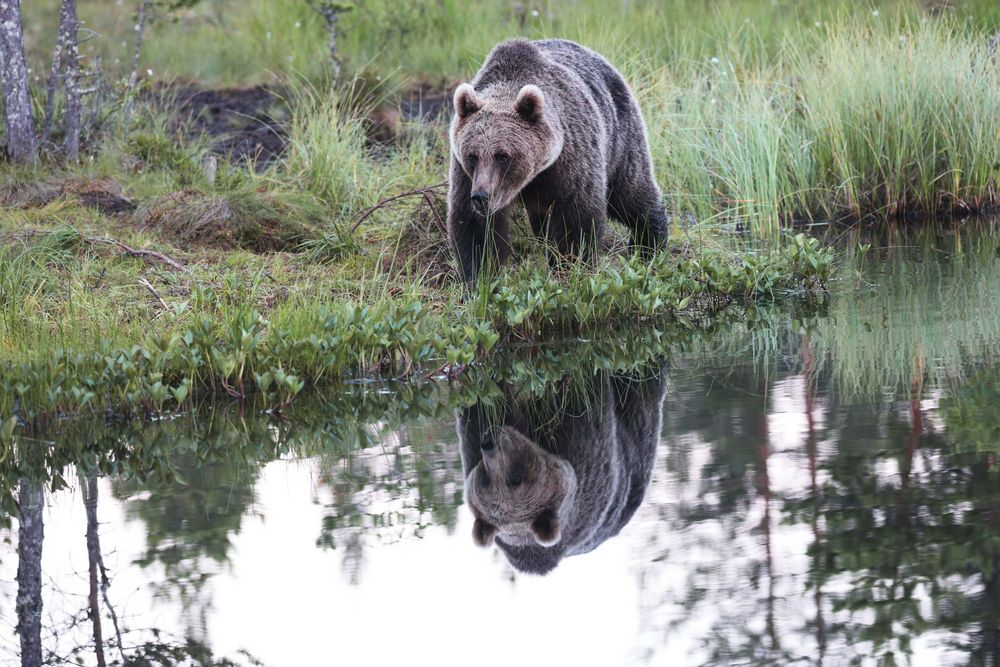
left=0, top=225, right=831, bottom=425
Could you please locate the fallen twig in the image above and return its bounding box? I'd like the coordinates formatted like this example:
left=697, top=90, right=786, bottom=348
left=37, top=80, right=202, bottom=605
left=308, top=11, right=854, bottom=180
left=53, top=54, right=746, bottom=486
left=138, top=277, right=168, bottom=310
left=85, top=236, right=190, bottom=273
left=422, top=190, right=447, bottom=237
left=349, top=181, right=448, bottom=235
left=91, top=266, right=107, bottom=290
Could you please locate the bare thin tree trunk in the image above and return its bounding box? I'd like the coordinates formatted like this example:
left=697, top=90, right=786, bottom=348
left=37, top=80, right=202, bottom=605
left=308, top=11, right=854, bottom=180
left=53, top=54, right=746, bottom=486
left=0, top=0, right=38, bottom=163
left=311, top=2, right=348, bottom=83
left=83, top=473, right=125, bottom=662
left=42, top=4, right=68, bottom=144
left=44, top=0, right=82, bottom=158
left=123, top=1, right=151, bottom=130
left=322, top=9, right=341, bottom=83
left=83, top=475, right=107, bottom=667
left=15, top=478, right=44, bottom=667
left=61, top=0, right=82, bottom=160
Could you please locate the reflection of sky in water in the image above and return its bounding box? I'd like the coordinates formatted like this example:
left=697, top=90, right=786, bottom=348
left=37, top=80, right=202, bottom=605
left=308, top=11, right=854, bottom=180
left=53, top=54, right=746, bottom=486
left=0, top=368, right=979, bottom=666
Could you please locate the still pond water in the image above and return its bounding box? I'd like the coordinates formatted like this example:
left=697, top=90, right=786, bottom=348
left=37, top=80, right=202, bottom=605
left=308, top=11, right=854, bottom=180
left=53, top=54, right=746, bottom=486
left=3, top=223, right=1000, bottom=666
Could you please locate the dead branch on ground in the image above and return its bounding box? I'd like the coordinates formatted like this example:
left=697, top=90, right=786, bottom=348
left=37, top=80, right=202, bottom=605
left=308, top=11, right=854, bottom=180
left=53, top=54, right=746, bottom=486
left=349, top=181, right=447, bottom=235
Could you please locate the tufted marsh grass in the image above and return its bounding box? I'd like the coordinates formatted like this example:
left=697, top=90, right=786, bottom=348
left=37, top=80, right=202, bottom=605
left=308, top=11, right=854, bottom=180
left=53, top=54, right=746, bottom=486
left=17, top=2, right=1000, bottom=234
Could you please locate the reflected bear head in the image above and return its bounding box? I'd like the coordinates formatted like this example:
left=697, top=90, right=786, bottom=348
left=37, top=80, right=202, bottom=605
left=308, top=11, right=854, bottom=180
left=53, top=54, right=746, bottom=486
left=463, top=425, right=578, bottom=550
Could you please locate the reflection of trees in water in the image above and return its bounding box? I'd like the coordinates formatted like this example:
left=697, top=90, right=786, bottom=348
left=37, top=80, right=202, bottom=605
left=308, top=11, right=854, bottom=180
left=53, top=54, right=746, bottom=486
left=314, top=418, right=464, bottom=585
left=807, top=396, right=1000, bottom=665
left=110, top=417, right=265, bottom=640
left=9, top=473, right=259, bottom=666
left=3, top=383, right=475, bottom=662
left=15, top=477, right=43, bottom=667
left=634, top=363, right=819, bottom=665
left=636, top=340, right=1000, bottom=665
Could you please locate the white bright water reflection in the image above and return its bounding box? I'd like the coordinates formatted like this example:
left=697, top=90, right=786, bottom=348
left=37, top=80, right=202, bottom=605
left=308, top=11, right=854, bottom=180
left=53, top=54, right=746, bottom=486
left=0, top=369, right=979, bottom=666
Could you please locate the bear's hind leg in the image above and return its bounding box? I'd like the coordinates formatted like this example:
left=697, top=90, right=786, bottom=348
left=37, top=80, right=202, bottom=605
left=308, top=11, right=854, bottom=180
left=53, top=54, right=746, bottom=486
left=534, top=195, right=605, bottom=269
left=608, top=170, right=669, bottom=259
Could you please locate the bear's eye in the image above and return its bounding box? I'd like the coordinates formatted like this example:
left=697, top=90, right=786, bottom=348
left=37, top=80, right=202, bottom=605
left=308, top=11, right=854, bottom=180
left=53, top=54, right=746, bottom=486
left=466, top=154, right=478, bottom=169
left=494, top=153, right=511, bottom=166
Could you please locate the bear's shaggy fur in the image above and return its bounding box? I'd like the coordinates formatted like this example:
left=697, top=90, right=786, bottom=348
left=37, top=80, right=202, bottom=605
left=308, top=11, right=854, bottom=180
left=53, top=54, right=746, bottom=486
left=458, top=361, right=667, bottom=574
left=448, top=38, right=668, bottom=286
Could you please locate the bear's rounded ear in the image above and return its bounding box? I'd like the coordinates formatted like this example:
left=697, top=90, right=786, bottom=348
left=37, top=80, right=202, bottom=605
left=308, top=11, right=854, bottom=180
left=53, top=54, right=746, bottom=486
left=454, top=83, right=482, bottom=120
left=472, top=517, right=498, bottom=547
left=514, top=84, right=545, bottom=123
left=531, top=509, right=561, bottom=547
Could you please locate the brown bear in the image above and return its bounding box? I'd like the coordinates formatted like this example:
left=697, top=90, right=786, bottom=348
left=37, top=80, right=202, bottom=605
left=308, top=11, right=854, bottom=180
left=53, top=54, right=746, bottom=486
left=458, top=360, right=667, bottom=574
left=447, top=38, right=668, bottom=286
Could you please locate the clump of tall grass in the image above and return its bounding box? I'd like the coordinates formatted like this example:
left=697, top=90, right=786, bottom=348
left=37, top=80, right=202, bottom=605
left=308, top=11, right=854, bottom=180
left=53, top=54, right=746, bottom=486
left=0, top=228, right=83, bottom=341
left=282, top=81, right=449, bottom=261
left=795, top=17, right=1000, bottom=217
left=649, top=67, right=815, bottom=235
left=645, top=16, right=1000, bottom=232
left=283, top=85, right=381, bottom=215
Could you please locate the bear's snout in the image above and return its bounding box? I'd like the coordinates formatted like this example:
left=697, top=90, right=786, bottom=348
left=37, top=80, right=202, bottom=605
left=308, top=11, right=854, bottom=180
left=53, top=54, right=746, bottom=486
left=470, top=190, right=490, bottom=216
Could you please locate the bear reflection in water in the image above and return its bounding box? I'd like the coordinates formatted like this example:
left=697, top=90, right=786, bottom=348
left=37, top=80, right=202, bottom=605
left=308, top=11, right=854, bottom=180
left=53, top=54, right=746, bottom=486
left=458, top=361, right=667, bottom=574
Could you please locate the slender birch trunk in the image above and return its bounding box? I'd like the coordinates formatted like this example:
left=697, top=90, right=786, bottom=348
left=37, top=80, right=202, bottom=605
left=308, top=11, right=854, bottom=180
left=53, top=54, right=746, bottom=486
left=42, top=5, right=67, bottom=143
left=123, top=1, right=150, bottom=130
left=61, top=0, right=81, bottom=160
left=0, top=0, right=38, bottom=163
left=310, top=2, right=352, bottom=84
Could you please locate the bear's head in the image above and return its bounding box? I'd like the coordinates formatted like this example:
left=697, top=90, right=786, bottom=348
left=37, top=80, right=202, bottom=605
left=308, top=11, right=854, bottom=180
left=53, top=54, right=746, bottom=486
left=449, top=83, right=564, bottom=216
left=464, top=425, right=577, bottom=552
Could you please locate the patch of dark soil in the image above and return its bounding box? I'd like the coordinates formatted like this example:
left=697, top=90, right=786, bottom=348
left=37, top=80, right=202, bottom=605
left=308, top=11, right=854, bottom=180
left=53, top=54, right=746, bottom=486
left=151, top=81, right=450, bottom=165
left=156, top=84, right=290, bottom=170
left=0, top=178, right=134, bottom=214
left=62, top=179, right=136, bottom=214
left=399, top=85, right=450, bottom=123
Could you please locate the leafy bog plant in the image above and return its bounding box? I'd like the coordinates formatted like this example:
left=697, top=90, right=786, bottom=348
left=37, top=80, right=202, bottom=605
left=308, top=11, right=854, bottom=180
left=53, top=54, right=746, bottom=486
left=489, top=234, right=833, bottom=334
left=0, top=234, right=833, bottom=426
